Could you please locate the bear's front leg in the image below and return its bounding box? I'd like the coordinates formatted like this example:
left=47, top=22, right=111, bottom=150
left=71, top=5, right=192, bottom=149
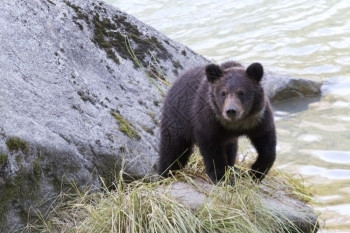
left=225, top=139, right=238, bottom=166
left=249, top=130, right=276, bottom=181
left=196, top=137, right=228, bottom=183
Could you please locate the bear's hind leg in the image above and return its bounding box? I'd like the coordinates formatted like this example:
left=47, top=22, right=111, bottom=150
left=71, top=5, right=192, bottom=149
left=158, top=137, right=193, bottom=177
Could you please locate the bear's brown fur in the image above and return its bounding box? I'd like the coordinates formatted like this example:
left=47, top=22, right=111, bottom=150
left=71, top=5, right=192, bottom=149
left=158, top=61, right=276, bottom=183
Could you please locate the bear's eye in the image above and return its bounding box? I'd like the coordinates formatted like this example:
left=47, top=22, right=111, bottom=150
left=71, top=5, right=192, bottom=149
left=237, top=91, right=244, bottom=97
left=221, top=91, right=226, bottom=96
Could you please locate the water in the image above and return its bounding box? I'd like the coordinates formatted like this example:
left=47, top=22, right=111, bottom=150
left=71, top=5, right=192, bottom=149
left=105, top=0, right=350, bottom=231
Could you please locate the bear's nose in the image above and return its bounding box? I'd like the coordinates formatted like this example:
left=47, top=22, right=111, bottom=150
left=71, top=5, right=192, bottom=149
left=226, top=108, right=237, bottom=117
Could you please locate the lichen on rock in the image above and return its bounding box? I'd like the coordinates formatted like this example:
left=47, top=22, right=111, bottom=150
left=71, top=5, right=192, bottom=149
left=0, top=154, right=8, bottom=168
left=111, top=111, right=141, bottom=140
left=6, top=137, right=29, bottom=154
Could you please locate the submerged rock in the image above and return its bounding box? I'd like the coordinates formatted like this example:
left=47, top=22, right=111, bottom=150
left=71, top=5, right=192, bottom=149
left=263, top=72, right=322, bottom=102
left=0, top=0, right=321, bottom=230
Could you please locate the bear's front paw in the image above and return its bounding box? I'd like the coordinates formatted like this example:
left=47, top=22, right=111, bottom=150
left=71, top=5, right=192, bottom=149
left=248, top=169, right=266, bottom=182
left=219, top=167, right=246, bottom=186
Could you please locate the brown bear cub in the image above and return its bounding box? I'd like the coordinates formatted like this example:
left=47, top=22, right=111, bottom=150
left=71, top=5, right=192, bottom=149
left=158, top=61, right=276, bottom=183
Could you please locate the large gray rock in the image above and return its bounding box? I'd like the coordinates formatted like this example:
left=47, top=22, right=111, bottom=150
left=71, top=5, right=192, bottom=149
left=0, top=0, right=206, bottom=230
left=0, top=0, right=321, bottom=231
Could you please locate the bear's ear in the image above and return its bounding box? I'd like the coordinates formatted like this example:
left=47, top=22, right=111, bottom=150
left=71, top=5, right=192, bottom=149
left=246, top=63, right=264, bottom=83
left=206, top=64, right=224, bottom=83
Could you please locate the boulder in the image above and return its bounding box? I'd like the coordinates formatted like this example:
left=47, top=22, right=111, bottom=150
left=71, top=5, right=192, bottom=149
left=263, top=72, right=322, bottom=102
left=0, top=0, right=321, bottom=230
left=0, top=0, right=206, bottom=230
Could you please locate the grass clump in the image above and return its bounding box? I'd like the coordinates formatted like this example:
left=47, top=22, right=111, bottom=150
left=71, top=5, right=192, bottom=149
left=24, top=148, right=317, bottom=233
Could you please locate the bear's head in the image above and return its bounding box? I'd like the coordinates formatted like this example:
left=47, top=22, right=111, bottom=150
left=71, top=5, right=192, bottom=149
left=205, top=62, right=266, bottom=127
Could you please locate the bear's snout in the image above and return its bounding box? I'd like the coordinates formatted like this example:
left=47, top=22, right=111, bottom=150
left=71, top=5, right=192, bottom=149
left=225, top=107, right=237, bottom=118
left=223, top=97, right=244, bottom=121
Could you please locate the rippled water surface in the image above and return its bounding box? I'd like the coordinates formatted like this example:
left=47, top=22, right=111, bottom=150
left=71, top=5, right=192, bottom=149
left=105, top=0, right=350, bottom=231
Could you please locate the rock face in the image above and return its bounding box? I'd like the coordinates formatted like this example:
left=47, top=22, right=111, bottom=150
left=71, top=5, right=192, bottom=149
left=0, top=0, right=321, bottom=230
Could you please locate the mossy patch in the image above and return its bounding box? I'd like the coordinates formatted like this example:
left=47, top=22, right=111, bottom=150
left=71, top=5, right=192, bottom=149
left=6, top=137, right=29, bottom=154
left=0, top=159, right=42, bottom=230
left=65, top=1, right=172, bottom=85
left=64, top=0, right=89, bottom=30
left=92, top=15, right=121, bottom=64
left=111, top=112, right=141, bottom=140
left=91, top=11, right=172, bottom=68
left=0, top=154, right=8, bottom=168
